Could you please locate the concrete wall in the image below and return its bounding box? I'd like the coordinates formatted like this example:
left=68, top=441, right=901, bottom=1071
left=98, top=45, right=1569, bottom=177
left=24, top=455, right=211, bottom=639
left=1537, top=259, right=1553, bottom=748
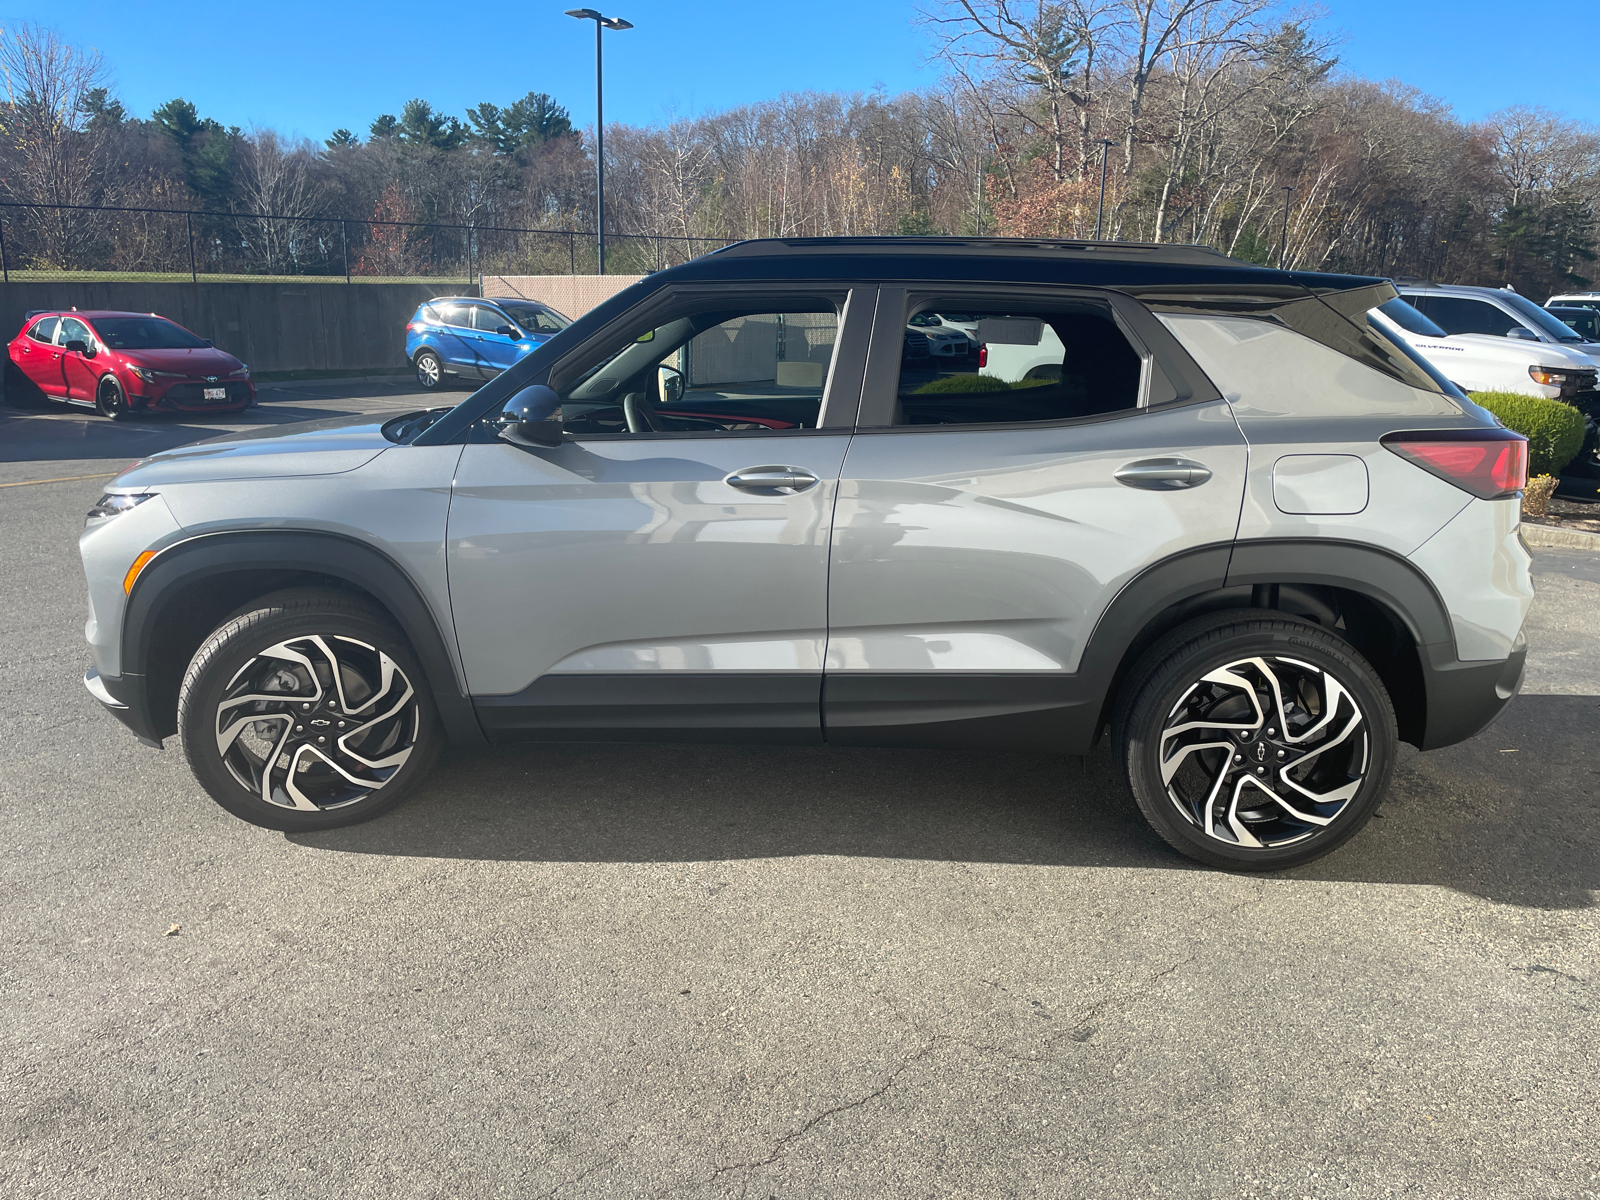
left=482, top=275, right=642, bottom=321
left=0, top=280, right=476, bottom=374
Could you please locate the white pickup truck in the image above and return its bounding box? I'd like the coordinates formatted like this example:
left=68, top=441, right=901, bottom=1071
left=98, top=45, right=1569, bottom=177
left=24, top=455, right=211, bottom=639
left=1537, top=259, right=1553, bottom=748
left=1368, top=297, right=1596, bottom=401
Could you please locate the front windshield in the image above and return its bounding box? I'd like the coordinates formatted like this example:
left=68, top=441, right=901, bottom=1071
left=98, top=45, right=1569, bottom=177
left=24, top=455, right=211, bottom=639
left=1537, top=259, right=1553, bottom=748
left=499, top=301, right=568, bottom=335
left=92, top=317, right=208, bottom=350
left=1500, top=291, right=1584, bottom=342
left=1377, top=298, right=1447, bottom=338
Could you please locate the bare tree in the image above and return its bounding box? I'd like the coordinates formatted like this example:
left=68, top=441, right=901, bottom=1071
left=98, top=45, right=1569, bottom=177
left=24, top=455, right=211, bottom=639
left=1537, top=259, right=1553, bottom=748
left=0, top=23, right=113, bottom=266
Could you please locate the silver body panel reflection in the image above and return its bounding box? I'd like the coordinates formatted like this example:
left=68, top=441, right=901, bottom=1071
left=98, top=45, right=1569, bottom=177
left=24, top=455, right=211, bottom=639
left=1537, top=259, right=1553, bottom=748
left=447, top=438, right=851, bottom=696
left=824, top=400, right=1249, bottom=674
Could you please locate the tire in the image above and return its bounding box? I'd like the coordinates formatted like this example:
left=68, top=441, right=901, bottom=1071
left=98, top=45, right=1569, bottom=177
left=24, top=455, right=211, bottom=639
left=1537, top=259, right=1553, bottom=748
left=1114, top=610, right=1397, bottom=872
left=177, top=589, right=443, bottom=832
left=414, top=350, right=444, bottom=391
left=4, top=360, right=48, bottom=407
left=95, top=375, right=133, bottom=421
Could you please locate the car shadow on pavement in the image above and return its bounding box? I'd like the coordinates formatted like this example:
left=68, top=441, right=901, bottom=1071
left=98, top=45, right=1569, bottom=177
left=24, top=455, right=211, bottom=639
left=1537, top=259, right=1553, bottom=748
left=291, top=693, right=1600, bottom=910
left=0, top=404, right=392, bottom=464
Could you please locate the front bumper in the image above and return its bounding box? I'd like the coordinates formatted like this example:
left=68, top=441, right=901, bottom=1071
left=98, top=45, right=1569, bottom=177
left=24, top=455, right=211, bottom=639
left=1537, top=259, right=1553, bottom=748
left=133, top=379, right=254, bottom=413
left=84, top=667, right=164, bottom=748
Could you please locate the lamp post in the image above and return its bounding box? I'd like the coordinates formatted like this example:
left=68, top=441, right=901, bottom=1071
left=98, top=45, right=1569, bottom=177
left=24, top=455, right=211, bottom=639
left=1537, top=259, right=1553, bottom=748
left=1094, top=139, right=1115, bottom=241
left=565, top=8, right=633, bottom=275
left=1278, top=185, right=1294, bottom=269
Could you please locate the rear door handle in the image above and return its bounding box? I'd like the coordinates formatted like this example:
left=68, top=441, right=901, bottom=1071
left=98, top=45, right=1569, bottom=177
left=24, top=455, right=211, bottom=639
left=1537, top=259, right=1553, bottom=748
left=1114, top=457, right=1213, bottom=490
left=725, top=466, right=820, bottom=492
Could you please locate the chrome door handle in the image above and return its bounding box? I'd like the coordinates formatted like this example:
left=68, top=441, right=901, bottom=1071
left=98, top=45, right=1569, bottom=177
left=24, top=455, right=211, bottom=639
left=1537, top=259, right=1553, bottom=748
left=1114, top=457, right=1213, bottom=490
left=725, top=466, right=820, bottom=492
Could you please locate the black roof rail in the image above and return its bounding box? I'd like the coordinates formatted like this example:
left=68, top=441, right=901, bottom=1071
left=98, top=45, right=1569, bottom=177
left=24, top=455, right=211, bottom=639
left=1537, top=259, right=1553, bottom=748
left=707, top=235, right=1244, bottom=268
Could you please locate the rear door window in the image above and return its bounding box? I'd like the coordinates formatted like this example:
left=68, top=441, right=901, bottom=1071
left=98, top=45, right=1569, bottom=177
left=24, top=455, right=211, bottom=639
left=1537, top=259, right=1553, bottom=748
left=882, top=301, right=1142, bottom=426
left=27, top=316, right=58, bottom=343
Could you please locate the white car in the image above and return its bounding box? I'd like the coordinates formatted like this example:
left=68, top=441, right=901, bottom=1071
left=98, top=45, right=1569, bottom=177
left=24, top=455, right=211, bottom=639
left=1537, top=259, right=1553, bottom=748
left=1398, top=283, right=1600, bottom=380
left=1548, top=290, right=1600, bottom=316
left=1374, top=296, right=1596, bottom=401
left=905, top=311, right=976, bottom=360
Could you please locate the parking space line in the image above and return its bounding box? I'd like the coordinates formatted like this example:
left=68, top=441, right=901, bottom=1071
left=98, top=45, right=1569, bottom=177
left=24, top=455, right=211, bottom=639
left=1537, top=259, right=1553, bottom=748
left=0, top=471, right=118, bottom=488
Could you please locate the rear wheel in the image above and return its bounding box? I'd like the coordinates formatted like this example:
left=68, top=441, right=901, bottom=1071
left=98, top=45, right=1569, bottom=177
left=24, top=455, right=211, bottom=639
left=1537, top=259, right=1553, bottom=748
left=96, top=375, right=133, bottom=421
left=1116, top=610, right=1397, bottom=871
left=414, top=350, right=444, bottom=391
left=177, top=590, right=442, bottom=831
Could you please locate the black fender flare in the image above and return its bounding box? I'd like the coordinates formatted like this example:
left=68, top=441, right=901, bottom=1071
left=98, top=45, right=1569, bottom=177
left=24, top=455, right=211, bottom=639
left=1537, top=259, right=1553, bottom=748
left=123, top=530, right=486, bottom=747
left=1077, top=538, right=1479, bottom=750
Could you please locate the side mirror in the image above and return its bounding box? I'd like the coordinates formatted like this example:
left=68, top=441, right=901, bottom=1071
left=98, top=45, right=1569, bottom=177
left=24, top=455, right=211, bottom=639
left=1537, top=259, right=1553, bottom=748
left=64, top=339, right=89, bottom=354
left=497, top=383, right=564, bottom=449
left=657, top=364, right=685, bottom=404
left=202, top=338, right=214, bottom=347
left=1506, top=327, right=1538, bottom=341
left=495, top=325, right=517, bottom=338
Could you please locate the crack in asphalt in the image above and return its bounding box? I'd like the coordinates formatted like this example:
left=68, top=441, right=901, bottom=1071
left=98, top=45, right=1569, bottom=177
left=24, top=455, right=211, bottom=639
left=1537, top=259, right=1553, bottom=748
left=694, top=921, right=1239, bottom=1195
left=701, top=1035, right=946, bottom=1197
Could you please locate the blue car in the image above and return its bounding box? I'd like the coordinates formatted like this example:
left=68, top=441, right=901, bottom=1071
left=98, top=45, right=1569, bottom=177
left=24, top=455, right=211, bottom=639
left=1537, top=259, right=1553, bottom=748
left=405, top=296, right=571, bottom=391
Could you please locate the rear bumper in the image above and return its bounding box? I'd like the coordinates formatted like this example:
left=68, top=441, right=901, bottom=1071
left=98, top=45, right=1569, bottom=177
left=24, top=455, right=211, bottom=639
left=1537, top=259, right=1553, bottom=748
left=1418, top=633, right=1526, bottom=750
left=83, top=668, right=164, bottom=748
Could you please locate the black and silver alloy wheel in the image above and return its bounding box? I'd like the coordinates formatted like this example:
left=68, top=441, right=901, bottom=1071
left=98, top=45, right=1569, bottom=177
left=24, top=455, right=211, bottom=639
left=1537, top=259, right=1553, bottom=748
left=1118, top=611, right=1396, bottom=871
left=96, top=375, right=132, bottom=421
left=179, top=590, right=442, bottom=830
left=215, top=634, right=419, bottom=811
left=1158, top=655, right=1367, bottom=850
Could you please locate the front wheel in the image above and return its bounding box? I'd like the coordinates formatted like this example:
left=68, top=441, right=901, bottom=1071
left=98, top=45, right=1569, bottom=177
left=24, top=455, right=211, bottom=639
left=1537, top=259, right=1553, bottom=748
left=414, top=350, right=444, bottom=391
left=1116, top=611, right=1397, bottom=871
left=177, top=590, right=443, bottom=831
left=96, top=375, right=133, bottom=420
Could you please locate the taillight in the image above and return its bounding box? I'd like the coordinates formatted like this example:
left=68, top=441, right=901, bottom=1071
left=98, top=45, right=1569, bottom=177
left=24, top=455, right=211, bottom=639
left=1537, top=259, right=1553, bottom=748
left=1382, top=430, right=1528, bottom=499
left=978, top=343, right=987, bottom=368
left=407, top=321, right=423, bottom=332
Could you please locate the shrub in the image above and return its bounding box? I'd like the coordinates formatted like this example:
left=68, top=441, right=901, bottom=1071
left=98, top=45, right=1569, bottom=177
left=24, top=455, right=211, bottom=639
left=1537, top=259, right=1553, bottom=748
left=1522, top=474, right=1559, bottom=518
left=912, top=373, right=1052, bottom=394
left=1469, top=391, right=1586, bottom=477
left=913, top=372, right=1010, bottom=394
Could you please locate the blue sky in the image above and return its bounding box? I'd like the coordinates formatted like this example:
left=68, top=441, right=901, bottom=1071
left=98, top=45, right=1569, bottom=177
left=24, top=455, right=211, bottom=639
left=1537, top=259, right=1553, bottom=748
left=18, top=0, right=1600, bottom=141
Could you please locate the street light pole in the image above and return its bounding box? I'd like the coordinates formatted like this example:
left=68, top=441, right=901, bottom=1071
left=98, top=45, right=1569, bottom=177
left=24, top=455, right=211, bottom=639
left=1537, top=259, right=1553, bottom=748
left=566, top=8, right=632, bottom=275
left=1279, top=185, right=1294, bottom=269
left=1094, top=139, right=1115, bottom=241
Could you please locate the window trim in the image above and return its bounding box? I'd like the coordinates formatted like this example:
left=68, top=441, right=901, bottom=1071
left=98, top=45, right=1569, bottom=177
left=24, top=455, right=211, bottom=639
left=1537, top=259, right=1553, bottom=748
left=852, top=283, right=1219, bottom=433
left=544, top=283, right=873, bottom=438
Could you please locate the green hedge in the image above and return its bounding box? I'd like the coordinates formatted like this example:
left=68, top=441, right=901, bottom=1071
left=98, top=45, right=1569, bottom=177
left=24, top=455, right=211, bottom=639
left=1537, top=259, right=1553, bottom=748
left=1468, top=391, right=1586, bottom=477
left=911, top=373, right=1053, bottom=394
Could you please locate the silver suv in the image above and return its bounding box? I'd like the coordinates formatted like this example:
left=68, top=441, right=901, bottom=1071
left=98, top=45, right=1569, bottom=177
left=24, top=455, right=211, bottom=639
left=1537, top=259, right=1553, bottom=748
left=79, top=238, right=1533, bottom=871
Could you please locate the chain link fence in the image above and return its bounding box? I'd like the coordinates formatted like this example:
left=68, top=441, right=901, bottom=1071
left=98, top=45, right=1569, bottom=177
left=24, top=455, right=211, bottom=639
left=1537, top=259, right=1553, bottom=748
left=0, top=202, right=733, bottom=283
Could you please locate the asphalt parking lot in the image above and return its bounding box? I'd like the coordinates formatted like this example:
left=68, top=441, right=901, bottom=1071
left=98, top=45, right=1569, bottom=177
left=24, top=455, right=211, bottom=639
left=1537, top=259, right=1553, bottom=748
left=2, top=385, right=1598, bottom=1199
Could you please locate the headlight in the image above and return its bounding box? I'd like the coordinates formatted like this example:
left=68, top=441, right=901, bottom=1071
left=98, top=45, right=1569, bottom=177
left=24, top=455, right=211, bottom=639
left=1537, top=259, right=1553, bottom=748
left=233, top=364, right=250, bottom=379
left=86, top=492, right=155, bottom=525
left=129, top=365, right=185, bottom=384
left=1529, top=366, right=1572, bottom=386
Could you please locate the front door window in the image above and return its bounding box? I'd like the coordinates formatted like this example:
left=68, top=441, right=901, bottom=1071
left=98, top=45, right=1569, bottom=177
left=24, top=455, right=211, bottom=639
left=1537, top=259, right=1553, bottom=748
left=557, top=307, right=839, bottom=437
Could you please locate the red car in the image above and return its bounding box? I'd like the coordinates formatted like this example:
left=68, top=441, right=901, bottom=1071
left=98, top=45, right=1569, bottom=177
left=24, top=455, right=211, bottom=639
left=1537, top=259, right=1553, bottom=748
left=6, top=309, right=254, bottom=419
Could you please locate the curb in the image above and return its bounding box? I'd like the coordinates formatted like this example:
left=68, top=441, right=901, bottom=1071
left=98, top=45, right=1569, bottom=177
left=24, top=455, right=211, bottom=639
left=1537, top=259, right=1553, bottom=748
left=1523, top=522, right=1600, bottom=551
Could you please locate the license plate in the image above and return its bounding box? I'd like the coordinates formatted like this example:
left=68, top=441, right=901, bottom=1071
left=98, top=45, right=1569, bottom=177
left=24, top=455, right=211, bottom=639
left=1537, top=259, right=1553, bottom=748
left=203, top=387, right=227, bottom=400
